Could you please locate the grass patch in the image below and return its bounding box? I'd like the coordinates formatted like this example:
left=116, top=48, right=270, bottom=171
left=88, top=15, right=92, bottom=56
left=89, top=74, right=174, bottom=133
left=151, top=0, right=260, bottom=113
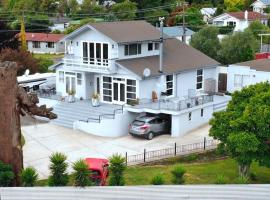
left=33, top=53, right=64, bottom=61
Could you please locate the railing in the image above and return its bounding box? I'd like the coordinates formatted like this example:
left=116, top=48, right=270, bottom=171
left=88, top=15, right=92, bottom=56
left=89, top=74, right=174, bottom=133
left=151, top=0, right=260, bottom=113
left=79, top=104, right=124, bottom=123
left=126, top=138, right=218, bottom=165
left=131, top=95, right=214, bottom=112
left=63, top=55, right=114, bottom=73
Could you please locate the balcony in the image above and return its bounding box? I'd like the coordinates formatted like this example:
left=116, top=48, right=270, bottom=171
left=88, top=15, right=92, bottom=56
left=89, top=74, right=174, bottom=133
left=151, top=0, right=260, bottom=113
left=63, top=54, right=115, bottom=73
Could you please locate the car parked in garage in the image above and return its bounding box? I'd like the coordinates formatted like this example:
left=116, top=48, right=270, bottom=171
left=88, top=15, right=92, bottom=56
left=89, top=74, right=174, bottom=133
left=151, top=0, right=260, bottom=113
left=129, top=115, right=170, bottom=140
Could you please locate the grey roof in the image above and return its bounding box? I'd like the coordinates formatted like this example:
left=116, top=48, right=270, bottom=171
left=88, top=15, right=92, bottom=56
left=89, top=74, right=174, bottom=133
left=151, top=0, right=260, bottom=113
left=260, top=0, right=270, bottom=5
left=234, top=59, right=270, bottom=72
left=89, top=21, right=161, bottom=43
left=116, top=38, right=219, bottom=77
left=161, top=26, right=194, bottom=38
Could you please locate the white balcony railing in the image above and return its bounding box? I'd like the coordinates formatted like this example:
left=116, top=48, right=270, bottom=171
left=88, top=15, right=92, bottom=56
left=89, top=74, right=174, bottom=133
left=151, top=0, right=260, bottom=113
left=63, top=55, right=114, bottom=73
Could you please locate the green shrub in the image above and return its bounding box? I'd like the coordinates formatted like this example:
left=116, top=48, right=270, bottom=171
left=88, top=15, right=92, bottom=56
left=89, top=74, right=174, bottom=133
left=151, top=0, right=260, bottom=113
left=171, top=165, right=186, bottom=184
left=20, top=167, right=38, bottom=187
left=72, top=159, right=92, bottom=187
left=48, top=152, right=69, bottom=186
left=236, top=176, right=250, bottom=184
left=151, top=174, right=164, bottom=185
left=215, top=143, right=227, bottom=156
left=185, top=154, right=198, bottom=162
left=250, top=172, right=257, bottom=181
left=0, top=161, right=15, bottom=187
left=215, top=174, right=226, bottom=184
left=37, top=57, right=53, bottom=73
left=109, top=154, right=126, bottom=186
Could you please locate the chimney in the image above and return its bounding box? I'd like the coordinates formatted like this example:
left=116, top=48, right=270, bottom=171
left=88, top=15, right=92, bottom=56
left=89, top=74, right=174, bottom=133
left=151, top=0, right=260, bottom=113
left=244, top=10, right=248, bottom=21
left=159, top=17, right=164, bottom=74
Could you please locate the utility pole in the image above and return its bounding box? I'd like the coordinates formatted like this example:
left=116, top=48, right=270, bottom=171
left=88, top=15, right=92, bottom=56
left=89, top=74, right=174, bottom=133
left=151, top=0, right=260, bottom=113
left=177, top=1, right=187, bottom=44
left=159, top=17, right=164, bottom=73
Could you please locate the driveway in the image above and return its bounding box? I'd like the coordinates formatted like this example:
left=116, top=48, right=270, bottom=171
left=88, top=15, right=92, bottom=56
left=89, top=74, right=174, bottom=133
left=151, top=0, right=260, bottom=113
left=22, top=123, right=211, bottom=179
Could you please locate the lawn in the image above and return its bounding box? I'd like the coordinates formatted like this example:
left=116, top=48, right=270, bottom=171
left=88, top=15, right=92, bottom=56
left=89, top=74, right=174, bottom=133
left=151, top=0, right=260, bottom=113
left=33, top=53, right=64, bottom=61
left=124, top=158, right=270, bottom=185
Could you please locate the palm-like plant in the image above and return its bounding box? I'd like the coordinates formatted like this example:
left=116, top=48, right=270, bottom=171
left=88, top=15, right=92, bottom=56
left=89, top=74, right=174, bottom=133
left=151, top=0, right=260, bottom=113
left=48, top=152, right=69, bottom=186
left=171, top=165, right=186, bottom=184
left=72, top=159, right=92, bottom=187
left=109, top=154, right=126, bottom=186
left=20, top=167, right=38, bottom=187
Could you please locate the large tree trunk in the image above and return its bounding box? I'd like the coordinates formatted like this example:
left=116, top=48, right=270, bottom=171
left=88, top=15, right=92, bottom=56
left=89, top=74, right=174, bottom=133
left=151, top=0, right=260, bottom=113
left=0, top=62, right=23, bottom=185
left=238, top=163, right=251, bottom=177
left=0, top=61, right=57, bottom=186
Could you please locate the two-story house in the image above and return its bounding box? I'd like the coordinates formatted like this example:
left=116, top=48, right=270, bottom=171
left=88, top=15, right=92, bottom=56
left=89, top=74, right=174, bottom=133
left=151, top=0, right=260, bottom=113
left=211, top=11, right=268, bottom=32
left=50, top=20, right=231, bottom=138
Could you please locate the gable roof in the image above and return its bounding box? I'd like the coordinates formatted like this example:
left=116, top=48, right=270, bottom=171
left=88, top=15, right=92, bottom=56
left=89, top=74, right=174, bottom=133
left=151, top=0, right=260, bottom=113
left=200, top=8, right=217, bottom=16
left=161, top=26, right=194, bottom=37
left=227, top=11, right=268, bottom=20
left=25, top=32, right=65, bottom=42
left=252, top=0, right=270, bottom=5
left=88, top=21, right=161, bottom=43
left=116, top=38, right=219, bottom=77
left=234, top=59, right=270, bottom=72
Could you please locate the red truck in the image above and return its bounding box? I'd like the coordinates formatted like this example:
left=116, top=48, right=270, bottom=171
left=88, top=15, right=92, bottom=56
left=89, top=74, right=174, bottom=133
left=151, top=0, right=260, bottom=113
left=84, top=158, right=109, bottom=186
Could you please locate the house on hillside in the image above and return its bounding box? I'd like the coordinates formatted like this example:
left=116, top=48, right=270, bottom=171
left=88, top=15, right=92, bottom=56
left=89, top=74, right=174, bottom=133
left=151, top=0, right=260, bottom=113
left=200, top=7, right=217, bottom=23
left=25, top=32, right=65, bottom=54
left=251, top=0, right=270, bottom=13
left=211, top=11, right=268, bottom=32
left=227, top=59, right=270, bottom=92
left=161, top=26, right=194, bottom=45
left=49, top=20, right=231, bottom=138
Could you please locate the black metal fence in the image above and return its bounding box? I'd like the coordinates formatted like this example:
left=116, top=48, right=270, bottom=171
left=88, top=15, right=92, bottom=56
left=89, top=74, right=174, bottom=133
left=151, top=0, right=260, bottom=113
left=126, top=138, right=218, bottom=165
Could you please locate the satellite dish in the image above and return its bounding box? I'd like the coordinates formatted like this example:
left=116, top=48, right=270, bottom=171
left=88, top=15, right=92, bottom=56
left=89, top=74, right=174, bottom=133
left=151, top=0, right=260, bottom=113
left=143, top=68, right=151, bottom=77
left=24, top=69, right=30, bottom=77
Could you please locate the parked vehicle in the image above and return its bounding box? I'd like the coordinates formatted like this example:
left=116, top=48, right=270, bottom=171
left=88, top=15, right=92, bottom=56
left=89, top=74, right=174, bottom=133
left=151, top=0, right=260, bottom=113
left=129, top=115, right=170, bottom=140
left=84, top=158, right=109, bottom=186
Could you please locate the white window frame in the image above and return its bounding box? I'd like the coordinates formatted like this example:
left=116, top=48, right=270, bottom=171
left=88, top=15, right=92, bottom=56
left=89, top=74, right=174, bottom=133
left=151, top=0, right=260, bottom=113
left=32, top=41, right=40, bottom=48
left=47, top=42, right=54, bottom=48
left=124, top=43, right=142, bottom=56
left=196, top=69, right=204, bottom=90
left=126, top=79, right=137, bottom=104
left=77, top=73, right=82, bottom=85
left=59, top=71, right=64, bottom=83
left=166, top=74, right=174, bottom=97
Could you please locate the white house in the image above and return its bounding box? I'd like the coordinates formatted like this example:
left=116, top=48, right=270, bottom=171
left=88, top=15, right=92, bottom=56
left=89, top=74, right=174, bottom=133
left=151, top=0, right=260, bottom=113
left=161, top=26, right=194, bottom=45
left=251, top=0, right=270, bottom=13
left=227, top=59, right=270, bottom=93
left=200, top=7, right=217, bottom=23
left=25, top=32, right=65, bottom=54
left=50, top=20, right=230, bottom=138
left=211, top=11, right=268, bottom=32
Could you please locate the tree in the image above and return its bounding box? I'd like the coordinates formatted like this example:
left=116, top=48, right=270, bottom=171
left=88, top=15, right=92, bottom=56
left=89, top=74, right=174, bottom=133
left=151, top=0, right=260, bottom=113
left=218, top=30, right=259, bottom=65
left=224, top=0, right=244, bottom=11
left=20, top=167, right=38, bottom=187
left=0, top=61, right=56, bottom=185
left=64, top=18, right=95, bottom=34
left=72, top=159, right=92, bottom=187
left=210, top=82, right=270, bottom=177
left=0, top=20, right=19, bottom=51
left=48, top=152, right=69, bottom=186
left=108, top=154, right=126, bottom=186
left=190, top=26, right=220, bottom=60
left=0, top=48, right=40, bottom=75
left=246, top=20, right=270, bottom=43
left=144, top=9, right=169, bottom=25
left=111, top=0, right=137, bottom=20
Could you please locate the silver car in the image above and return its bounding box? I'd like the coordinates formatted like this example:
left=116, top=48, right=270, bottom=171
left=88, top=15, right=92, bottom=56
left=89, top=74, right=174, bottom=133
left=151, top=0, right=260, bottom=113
left=129, top=116, right=170, bottom=140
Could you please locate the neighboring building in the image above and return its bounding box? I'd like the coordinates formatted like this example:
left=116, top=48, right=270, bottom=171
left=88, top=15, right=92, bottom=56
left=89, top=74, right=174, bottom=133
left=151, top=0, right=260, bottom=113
left=200, top=7, right=217, bottom=23
left=161, top=26, right=194, bottom=45
left=49, top=17, right=71, bottom=32
left=211, top=11, right=268, bottom=32
left=50, top=20, right=230, bottom=138
left=227, top=59, right=270, bottom=92
left=251, top=0, right=270, bottom=13
left=26, top=32, right=65, bottom=54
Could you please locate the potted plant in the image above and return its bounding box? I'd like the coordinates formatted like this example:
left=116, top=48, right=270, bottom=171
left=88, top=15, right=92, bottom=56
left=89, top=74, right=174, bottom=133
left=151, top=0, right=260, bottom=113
left=68, top=90, right=76, bottom=103
left=92, top=93, right=100, bottom=107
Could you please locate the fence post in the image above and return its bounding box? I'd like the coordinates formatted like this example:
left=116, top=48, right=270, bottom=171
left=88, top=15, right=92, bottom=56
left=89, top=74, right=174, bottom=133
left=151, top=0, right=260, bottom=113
left=144, top=149, right=146, bottom=163
left=203, top=137, right=206, bottom=150
left=125, top=152, right=128, bottom=166
left=174, top=142, right=177, bottom=156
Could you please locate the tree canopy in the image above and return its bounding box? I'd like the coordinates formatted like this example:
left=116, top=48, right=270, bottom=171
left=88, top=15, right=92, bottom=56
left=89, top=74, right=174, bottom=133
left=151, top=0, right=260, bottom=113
left=210, top=82, right=270, bottom=177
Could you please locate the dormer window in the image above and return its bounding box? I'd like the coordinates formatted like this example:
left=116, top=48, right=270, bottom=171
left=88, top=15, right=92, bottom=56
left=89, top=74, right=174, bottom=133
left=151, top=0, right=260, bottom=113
left=124, top=43, right=141, bottom=56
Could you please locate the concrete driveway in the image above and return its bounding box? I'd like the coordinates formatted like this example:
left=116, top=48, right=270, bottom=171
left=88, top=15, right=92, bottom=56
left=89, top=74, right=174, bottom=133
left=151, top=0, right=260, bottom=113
left=22, top=123, right=211, bottom=179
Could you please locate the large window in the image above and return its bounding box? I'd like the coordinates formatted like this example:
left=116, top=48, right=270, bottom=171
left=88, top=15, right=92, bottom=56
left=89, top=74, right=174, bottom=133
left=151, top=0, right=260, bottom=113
left=103, top=76, right=112, bottom=102
left=196, top=69, right=203, bottom=90
left=234, top=74, right=249, bottom=88
left=166, top=75, right=173, bottom=96
left=47, top=42, right=54, bottom=48
left=82, top=42, right=109, bottom=66
left=126, top=79, right=137, bottom=104
left=32, top=41, right=40, bottom=48
left=124, top=43, right=141, bottom=56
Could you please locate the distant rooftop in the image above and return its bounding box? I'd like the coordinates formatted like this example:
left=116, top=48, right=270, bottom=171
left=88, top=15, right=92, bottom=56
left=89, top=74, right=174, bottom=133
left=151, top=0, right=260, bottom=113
left=200, top=8, right=217, bottom=16
left=227, top=11, right=268, bottom=20
left=161, top=26, right=194, bottom=38
left=234, top=59, right=270, bottom=72
left=25, top=32, right=65, bottom=42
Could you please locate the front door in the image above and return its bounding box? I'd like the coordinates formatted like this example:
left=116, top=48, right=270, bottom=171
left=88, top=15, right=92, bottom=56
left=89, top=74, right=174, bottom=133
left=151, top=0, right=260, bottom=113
left=218, top=73, right=227, bottom=93
left=113, top=78, right=125, bottom=104
left=66, top=75, right=76, bottom=95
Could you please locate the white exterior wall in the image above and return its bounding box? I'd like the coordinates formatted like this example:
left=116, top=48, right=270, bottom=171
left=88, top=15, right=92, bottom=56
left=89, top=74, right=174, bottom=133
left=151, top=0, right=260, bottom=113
left=227, top=65, right=270, bottom=92
left=252, top=1, right=267, bottom=13
left=27, top=41, right=64, bottom=54
left=171, top=103, right=213, bottom=137
left=74, top=110, right=137, bottom=137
